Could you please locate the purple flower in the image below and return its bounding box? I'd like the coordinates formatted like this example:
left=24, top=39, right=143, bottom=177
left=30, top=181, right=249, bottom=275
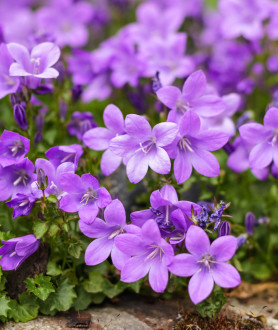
left=45, top=144, right=83, bottom=170
left=59, top=173, right=111, bottom=223
left=0, top=43, right=20, bottom=99
left=0, top=158, right=36, bottom=201
left=110, top=114, right=178, bottom=183
left=157, top=70, right=225, bottom=123
left=83, top=104, right=125, bottom=176
left=168, top=226, right=241, bottom=304
left=131, top=184, right=200, bottom=233
left=7, top=42, right=60, bottom=81
left=115, top=219, right=174, bottom=293
left=80, top=199, right=131, bottom=270
left=165, top=111, right=228, bottom=183
left=245, top=212, right=255, bottom=235
left=31, top=159, right=75, bottom=199
left=210, top=202, right=226, bottom=230
left=0, top=130, right=29, bottom=167
left=6, top=193, right=36, bottom=218
left=239, top=107, right=278, bottom=170
left=68, top=112, right=97, bottom=141
left=0, top=234, right=39, bottom=271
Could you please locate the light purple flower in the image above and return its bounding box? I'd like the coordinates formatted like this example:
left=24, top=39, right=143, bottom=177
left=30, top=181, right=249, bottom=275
left=115, top=219, right=174, bottom=293
left=31, top=159, right=75, bottom=199
left=59, top=173, right=111, bottom=223
left=0, top=158, right=36, bottom=201
left=0, top=234, right=39, bottom=271
left=110, top=114, right=178, bottom=183
left=45, top=144, right=83, bottom=170
left=8, top=42, right=60, bottom=81
left=168, top=225, right=241, bottom=304
left=131, top=184, right=201, bottom=233
left=68, top=112, right=97, bottom=141
left=165, top=111, right=228, bottom=183
left=80, top=199, right=131, bottom=270
left=0, top=43, right=20, bottom=99
left=157, top=70, right=225, bottom=123
left=239, top=108, right=278, bottom=170
left=83, top=104, right=125, bottom=176
left=0, top=130, right=29, bottom=167
left=6, top=193, right=36, bottom=218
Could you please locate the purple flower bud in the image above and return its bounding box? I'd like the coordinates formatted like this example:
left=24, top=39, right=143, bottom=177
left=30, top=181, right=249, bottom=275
left=59, top=100, right=68, bottom=121
left=35, top=114, right=44, bottom=132
left=237, top=234, right=247, bottom=247
left=34, top=132, right=43, bottom=145
left=236, top=111, right=252, bottom=129
left=218, top=221, right=231, bottom=237
left=53, top=61, right=66, bottom=84
left=152, top=72, right=162, bottom=93
left=72, top=85, right=82, bottom=102
left=34, top=84, right=54, bottom=95
left=37, top=168, right=48, bottom=190
left=13, top=104, right=28, bottom=130
left=223, top=141, right=235, bottom=155
left=10, top=94, right=21, bottom=107
left=245, top=212, right=255, bottom=235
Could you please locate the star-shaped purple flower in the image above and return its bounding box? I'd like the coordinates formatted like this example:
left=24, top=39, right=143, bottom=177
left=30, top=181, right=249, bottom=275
left=168, top=225, right=241, bottom=304
left=45, top=144, right=83, bottom=170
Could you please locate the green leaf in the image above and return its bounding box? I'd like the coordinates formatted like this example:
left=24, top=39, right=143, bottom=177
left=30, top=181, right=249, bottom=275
left=102, top=280, right=126, bottom=299
left=0, top=295, right=11, bottom=317
left=47, top=260, right=62, bottom=276
left=48, top=223, right=60, bottom=237
left=47, top=194, right=58, bottom=204
left=83, top=271, right=104, bottom=293
left=33, top=220, right=48, bottom=239
left=68, top=242, right=83, bottom=259
left=196, top=286, right=226, bottom=319
left=91, top=293, right=106, bottom=304
left=41, top=278, right=77, bottom=312
left=25, top=274, right=55, bottom=301
left=8, top=293, right=39, bottom=322
left=73, top=286, right=93, bottom=311
left=0, top=231, right=15, bottom=241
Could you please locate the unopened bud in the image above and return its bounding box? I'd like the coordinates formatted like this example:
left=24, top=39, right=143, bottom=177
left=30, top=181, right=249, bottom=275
left=13, top=104, right=28, bottom=130
left=218, top=221, right=231, bottom=237
left=37, top=168, right=48, bottom=190
left=245, top=212, right=255, bottom=235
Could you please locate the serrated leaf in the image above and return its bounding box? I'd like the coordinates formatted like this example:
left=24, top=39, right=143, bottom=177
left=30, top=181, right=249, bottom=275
left=83, top=271, right=104, bottom=293
left=33, top=220, right=48, bottom=239
left=25, top=274, right=55, bottom=301
left=73, top=286, right=93, bottom=311
left=68, top=242, right=83, bottom=259
left=8, top=293, right=39, bottom=322
left=42, top=278, right=77, bottom=312
left=48, top=223, right=60, bottom=236
left=91, top=293, right=105, bottom=304
left=103, top=279, right=126, bottom=299
left=47, top=261, right=62, bottom=276
left=0, top=295, right=11, bottom=317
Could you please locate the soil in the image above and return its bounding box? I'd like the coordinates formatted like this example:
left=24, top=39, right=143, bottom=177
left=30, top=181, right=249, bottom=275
left=5, top=242, right=50, bottom=299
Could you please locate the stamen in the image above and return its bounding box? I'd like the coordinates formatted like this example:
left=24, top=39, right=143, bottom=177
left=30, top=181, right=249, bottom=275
left=31, top=57, right=41, bottom=75
left=80, top=189, right=97, bottom=205
left=13, top=170, right=29, bottom=186
left=178, top=137, right=194, bottom=152
left=61, top=153, right=75, bottom=163
left=9, top=251, right=16, bottom=257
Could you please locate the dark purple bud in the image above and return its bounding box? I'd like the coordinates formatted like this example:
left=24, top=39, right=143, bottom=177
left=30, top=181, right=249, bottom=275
left=34, top=132, right=43, bottom=145
left=236, top=111, right=252, bottom=129
left=34, top=84, right=54, bottom=95
left=10, top=94, right=20, bottom=107
left=13, top=104, right=28, bottom=130
left=223, top=141, right=235, bottom=155
left=245, top=212, right=255, bottom=235
left=59, top=100, right=68, bottom=121
left=72, top=85, right=82, bottom=102
left=152, top=71, right=162, bottom=93
left=54, top=61, right=66, bottom=84
left=35, top=114, right=44, bottom=132
left=237, top=234, right=247, bottom=247
left=218, top=221, right=231, bottom=237
left=37, top=168, right=48, bottom=190
left=80, top=119, right=93, bottom=136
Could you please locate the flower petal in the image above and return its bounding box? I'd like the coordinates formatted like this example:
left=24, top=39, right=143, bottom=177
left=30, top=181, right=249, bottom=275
left=7, top=43, right=30, bottom=70
left=126, top=152, right=149, bottom=183
left=125, top=114, right=151, bottom=140
left=114, top=233, right=146, bottom=255
left=212, top=263, right=241, bottom=288
left=210, top=236, right=238, bottom=262
left=101, top=149, right=122, bottom=176
left=104, top=199, right=126, bottom=226
left=111, top=246, right=130, bottom=270
left=194, top=130, right=229, bottom=151
left=179, top=110, right=201, bottom=136
left=239, top=123, right=269, bottom=144
left=60, top=173, right=84, bottom=193
left=174, top=150, right=192, bottom=184
left=148, top=147, right=171, bottom=175
left=153, top=122, right=178, bottom=147
left=264, top=107, right=278, bottom=130
left=83, top=127, right=114, bottom=150
left=168, top=254, right=199, bottom=277
left=188, top=268, right=214, bottom=304
left=156, top=86, right=181, bottom=109
left=85, top=237, right=114, bottom=265
left=182, top=70, right=207, bottom=100
left=142, top=219, right=161, bottom=244
left=149, top=259, right=168, bottom=293
left=186, top=225, right=210, bottom=257
left=79, top=217, right=109, bottom=238
left=120, top=255, right=151, bottom=283
left=103, top=104, right=125, bottom=133
left=249, top=142, right=273, bottom=169
left=191, top=149, right=220, bottom=177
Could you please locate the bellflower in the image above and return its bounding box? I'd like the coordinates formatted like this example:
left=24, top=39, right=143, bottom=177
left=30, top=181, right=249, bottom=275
left=245, top=212, right=255, bottom=235
left=59, top=173, right=111, bottom=223
left=114, top=219, right=174, bottom=293
left=83, top=104, right=125, bottom=176
left=80, top=199, right=131, bottom=270
left=0, top=130, right=29, bottom=167
left=6, top=193, right=36, bottom=218
left=156, top=70, right=225, bottom=123
left=68, top=112, right=97, bottom=141
left=131, top=184, right=201, bottom=232
left=0, top=158, right=36, bottom=201
left=0, top=43, right=20, bottom=99
left=168, top=226, right=241, bottom=304
left=239, top=107, right=278, bottom=170
left=0, top=234, right=39, bottom=271
left=8, top=42, right=60, bottom=82
left=31, top=159, right=75, bottom=199
left=45, top=144, right=83, bottom=170
left=110, top=114, right=178, bottom=183
left=165, top=111, right=228, bottom=183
